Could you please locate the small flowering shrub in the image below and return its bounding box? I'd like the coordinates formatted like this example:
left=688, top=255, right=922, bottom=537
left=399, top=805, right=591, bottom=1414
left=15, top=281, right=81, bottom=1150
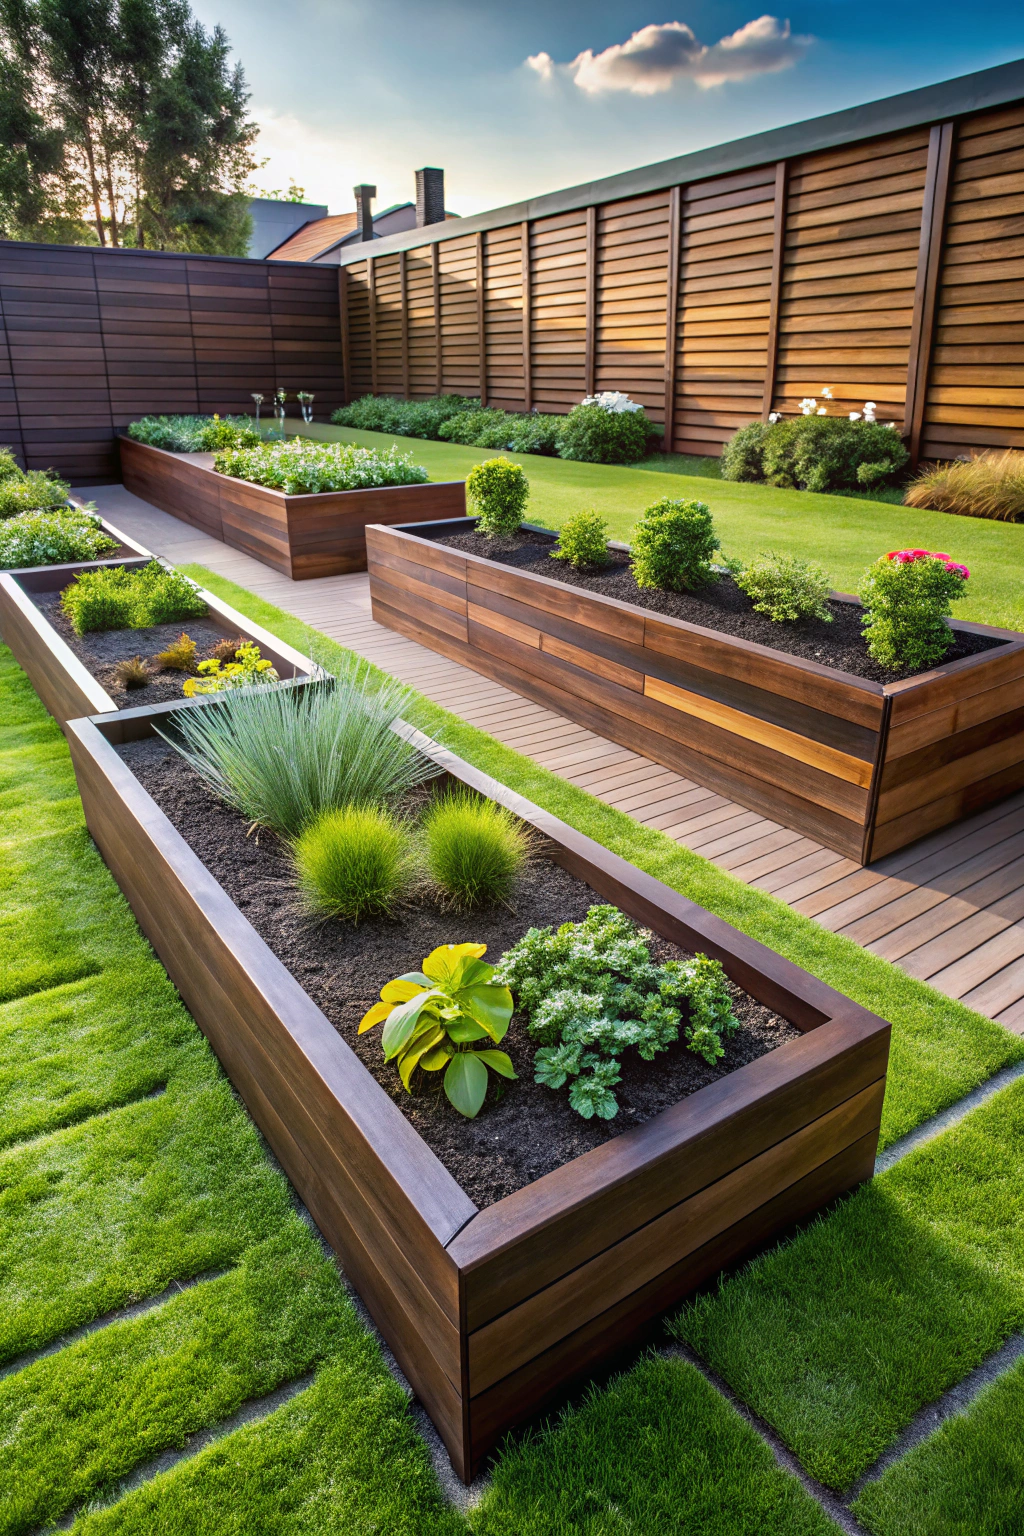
left=213, top=440, right=428, bottom=494
left=61, top=560, right=207, bottom=634
left=496, top=905, right=738, bottom=1120
left=182, top=640, right=279, bottom=695
left=858, top=549, right=970, bottom=671
left=722, top=415, right=908, bottom=492
left=466, top=457, right=529, bottom=536
left=127, top=415, right=259, bottom=452
left=630, top=498, right=721, bottom=591
left=331, top=394, right=480, bottom=439
left=551, top=509, right=610, bottom=569
left=558, top=396, right=651, bottom=465
left=734, top=551, right=833, bottom=624
left=0, top=508, right=116, bottom=569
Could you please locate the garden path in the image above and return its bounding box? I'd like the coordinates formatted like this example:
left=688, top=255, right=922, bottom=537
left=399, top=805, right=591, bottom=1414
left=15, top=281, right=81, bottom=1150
left=84, top=483, right=1024, bottom=1034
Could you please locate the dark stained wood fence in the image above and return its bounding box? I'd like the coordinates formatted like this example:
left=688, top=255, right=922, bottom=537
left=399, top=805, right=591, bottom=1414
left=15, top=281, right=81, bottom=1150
left=339, top=97, right=1024, bottom=462
left=0, top=244, right=344, bottom=483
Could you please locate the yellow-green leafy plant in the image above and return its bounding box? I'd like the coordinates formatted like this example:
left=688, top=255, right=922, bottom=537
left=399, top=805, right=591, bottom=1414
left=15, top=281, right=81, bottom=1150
left=733, top=551, right=833, bottom=624
left=550, top=509, right=611, bottom=569
left=294, top=805, right=412, bottom=924
left=422, top=790, right=531, bottom=911
left=465, top=457, right=529, bottom=537
left=182, top=640, right=278, bottom=696
left=359, top=943, right=516, bottom=1117
left=155, top=632, right=198, bottom=671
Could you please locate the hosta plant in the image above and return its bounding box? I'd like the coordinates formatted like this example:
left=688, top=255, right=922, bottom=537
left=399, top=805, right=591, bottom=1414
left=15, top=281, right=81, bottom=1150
left=359, top=943, right=516, bottom=1117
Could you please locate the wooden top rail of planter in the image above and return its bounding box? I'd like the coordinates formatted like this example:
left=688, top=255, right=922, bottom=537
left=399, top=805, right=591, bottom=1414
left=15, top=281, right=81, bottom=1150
left=65, top=699, right=891, bottom=1481
left=119, top=435, right=466, bottom=580
left=366, top=518, right=1024, bottom=865
left=0, top=554, right=316, bottom=729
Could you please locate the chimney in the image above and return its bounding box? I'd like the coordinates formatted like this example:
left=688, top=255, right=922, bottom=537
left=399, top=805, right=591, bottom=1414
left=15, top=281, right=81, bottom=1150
left=415, top=167, right=445, bottom=228
left=354, top=183, right=376, bottom=242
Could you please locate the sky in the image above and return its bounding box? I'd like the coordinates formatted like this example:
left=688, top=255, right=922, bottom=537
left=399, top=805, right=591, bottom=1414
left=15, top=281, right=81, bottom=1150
left=191, top=0, right=1024, bottom=218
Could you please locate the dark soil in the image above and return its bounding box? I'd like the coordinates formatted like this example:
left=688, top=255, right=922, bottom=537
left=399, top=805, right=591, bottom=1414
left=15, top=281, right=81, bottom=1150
left=433, top=527, right=1002, bottom=684
left=120, top=736, right=801, bottom=1208
left=33, top=590, right=248, bottom=707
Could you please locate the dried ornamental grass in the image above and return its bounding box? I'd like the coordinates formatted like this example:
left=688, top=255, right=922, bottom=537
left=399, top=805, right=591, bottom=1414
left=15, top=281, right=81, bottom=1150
left=904, top=450, right=1024, bottom=522
left=112, top=655, right=150, bottom=689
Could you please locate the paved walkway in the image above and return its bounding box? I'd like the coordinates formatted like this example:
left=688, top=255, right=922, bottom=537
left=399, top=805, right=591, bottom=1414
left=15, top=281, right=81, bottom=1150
left=86, top=484, right=1024, bottom=1033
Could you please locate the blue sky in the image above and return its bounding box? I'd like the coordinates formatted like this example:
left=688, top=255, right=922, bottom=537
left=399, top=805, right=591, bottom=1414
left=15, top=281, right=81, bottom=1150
left=191, top=1, right=1024, bottom=218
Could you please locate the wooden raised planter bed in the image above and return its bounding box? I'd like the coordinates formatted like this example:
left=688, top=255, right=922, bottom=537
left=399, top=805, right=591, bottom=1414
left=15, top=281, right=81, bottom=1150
left=0, top=555, right=315, bottom=728
left=119, top=435, right=466, bottom=580
left=66, top=703, right=890, bottom=1480
left=366, top=519, right=1024, bottom=864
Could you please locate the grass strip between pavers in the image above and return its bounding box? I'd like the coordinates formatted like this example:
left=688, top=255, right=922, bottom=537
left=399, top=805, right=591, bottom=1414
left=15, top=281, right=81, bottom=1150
left=851, top=1353, right=1024, bottom=1536
left=180, top=564, right=1024, bottom=1150
left=673, top=1077, right=1024, bottom=1491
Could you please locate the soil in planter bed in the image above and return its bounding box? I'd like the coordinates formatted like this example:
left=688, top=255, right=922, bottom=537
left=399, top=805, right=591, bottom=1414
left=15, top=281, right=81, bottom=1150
left=432, top=528, right=1002, bottom=684
left=119, top=736, right=801, bottom=1208
left=32, top=590, right=254, bottom=707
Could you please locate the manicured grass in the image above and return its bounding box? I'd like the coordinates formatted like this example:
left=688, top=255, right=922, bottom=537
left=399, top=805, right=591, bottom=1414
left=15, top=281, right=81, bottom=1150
left=469, top=1355, right=841, bottom=1535
left=852, top=1354, right=1024, bottom=1536
left=181, top=565, right=1024, bottom=1151
left=673, top=1079, right=1024, bottom=1491
left=296, top=422, right=1024, bottom=630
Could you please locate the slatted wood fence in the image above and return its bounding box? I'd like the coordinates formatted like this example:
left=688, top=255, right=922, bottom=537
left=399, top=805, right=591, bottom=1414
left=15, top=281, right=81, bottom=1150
left=339, top=92, right=1024, bottom=464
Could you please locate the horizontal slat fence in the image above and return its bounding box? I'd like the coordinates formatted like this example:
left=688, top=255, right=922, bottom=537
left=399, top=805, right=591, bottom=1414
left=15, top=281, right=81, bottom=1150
left=340, top=95, right=1023, bottom=462
left=0, top=243, right=344, bottom=482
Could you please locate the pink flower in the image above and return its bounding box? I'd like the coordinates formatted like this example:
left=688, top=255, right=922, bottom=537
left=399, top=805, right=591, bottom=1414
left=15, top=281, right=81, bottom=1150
left=884, top=548, right=969, bottom=579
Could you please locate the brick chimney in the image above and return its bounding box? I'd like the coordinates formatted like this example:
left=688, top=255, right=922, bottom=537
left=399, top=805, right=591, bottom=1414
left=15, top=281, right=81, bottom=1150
left=354, top=183, right=376, bottom=242
left=415, top=168, right=445, bottom=228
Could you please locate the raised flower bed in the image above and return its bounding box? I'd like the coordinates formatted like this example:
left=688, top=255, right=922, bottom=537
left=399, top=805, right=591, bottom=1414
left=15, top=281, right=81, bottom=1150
left=65, top=699, right=890, bottom=1480
left=119, top=436, right=466, bottom=580
left=366, top=519, right=1024, bottom=863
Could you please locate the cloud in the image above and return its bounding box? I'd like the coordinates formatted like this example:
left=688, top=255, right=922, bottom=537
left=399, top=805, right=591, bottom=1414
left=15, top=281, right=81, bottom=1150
left=527, top=16, right=812, bottom=95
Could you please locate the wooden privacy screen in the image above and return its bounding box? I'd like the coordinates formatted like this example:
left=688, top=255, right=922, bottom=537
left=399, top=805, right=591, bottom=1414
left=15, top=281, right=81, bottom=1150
left=340, top=97, right=1024, bottom=461
left=0, top=244, right=344, bottom=482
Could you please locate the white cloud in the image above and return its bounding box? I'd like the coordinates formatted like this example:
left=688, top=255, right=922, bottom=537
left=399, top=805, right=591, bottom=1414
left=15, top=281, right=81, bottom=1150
left=529, top=16, right=812, bottom=95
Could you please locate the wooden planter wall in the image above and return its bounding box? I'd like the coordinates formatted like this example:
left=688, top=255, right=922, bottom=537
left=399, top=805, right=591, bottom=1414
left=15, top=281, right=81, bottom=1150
left=119, top=436, right=466, bottom=579
left=66, top=704, right=890, bottom=1481
left=340, top=97, right=1024, bottom=464
left=367, top=521, right=1024, bottom=864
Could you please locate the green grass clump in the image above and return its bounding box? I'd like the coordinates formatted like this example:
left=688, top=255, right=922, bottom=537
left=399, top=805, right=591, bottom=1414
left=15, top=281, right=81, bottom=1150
left=60, top=560, right=207, bottom=634
left=295, top=805, right=411, bottom=923
left=852, top=1353, right=1024, bottom=1535
left=423, top=790, right=530, bottom=910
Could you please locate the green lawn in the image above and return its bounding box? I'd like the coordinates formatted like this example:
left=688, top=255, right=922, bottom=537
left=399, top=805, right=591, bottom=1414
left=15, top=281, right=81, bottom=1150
left=296, top=421, right=1024, bottom=631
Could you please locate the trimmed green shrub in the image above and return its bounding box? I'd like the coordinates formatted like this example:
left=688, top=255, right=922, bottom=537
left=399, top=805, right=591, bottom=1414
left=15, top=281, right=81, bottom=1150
left=213, top=440, right=428, bottom=494
left=858, top=548, right=970, bottom=671
left=466, top=457, right=529, bottom=536
left=558, top=402, right=651, bottom=465
left=722, top=415, right=909, bottom=492
left=905, top=449, right=1024, bottom=522
left=551, top=509, right=611, bottom=569
left=60, top=560, right=207, bottom=634
left=330, top=394, right=480, bottom=438
left=734, top=551, right=833, bottom=624
left=294, top=805, right=411, bottom=923
left=720, top=421, right=771, bottom=482
left=423, top=790, right=531, bottom=911
left=0, top=508, right=117, bottom=569
left=127, top=415, right=259, bottom=452
left=630, top=499, right=721, bottom=591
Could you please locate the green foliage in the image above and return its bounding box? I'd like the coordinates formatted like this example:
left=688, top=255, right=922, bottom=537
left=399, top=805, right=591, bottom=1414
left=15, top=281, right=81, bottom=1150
left=422, top=789, right=531, bottom=911
left=551, top=508, right=611, bottom=568
left=734, top=550, right=834, bottom=624
left=112, top=654, right=150, bottom=689
left=0, top=468, right=69, bottom=518
left=294, top=805, right=411, bottom=924
left=60, top=560, right=207, bottom=634
left=496, top=905, right=737, bottom=1119
left=905, top=448, right=1024, bottom=523
left=858, top=549, right=970, bottom=671
left=558, top=402, right=651, bottom=464
left=438, top=407, right=564, bottom=455
left=127, top=415, right=258, bottom=452
left=214, top=439, right=428, bottom=494
left=723, top=416, right=909, bottom=492
left=466, top=456, right=530, bottom=536
left=158, top=664, right=436, bottom=838
left=359, top=943, right=516, bottom=1117
left=0, top=507, right=116, bottom=568
left=182, top=639, right=278, bottom=695
left=0, top=447, right=19, bottom=481
left=331, top=393, right=480, bottom=439
left=154, top=632, right=197, bottom=671
left=630, top=497, right=721, bottom=591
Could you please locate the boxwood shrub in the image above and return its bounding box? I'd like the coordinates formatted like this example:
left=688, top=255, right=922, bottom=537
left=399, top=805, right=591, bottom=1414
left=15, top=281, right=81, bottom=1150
left=722, top=416, right=909, bottom=492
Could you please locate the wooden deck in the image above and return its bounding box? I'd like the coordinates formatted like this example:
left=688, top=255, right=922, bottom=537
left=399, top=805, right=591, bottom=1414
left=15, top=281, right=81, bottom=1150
left=73, top=485, right=1024, bottom=1034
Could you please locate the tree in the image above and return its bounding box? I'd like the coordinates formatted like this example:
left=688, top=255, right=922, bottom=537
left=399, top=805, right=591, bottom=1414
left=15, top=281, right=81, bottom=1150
left=0, top=0, right=258, bottom=254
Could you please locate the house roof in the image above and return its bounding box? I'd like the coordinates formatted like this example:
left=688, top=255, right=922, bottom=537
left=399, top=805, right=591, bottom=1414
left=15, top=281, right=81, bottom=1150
left=266, top=213, right=359, bottom=261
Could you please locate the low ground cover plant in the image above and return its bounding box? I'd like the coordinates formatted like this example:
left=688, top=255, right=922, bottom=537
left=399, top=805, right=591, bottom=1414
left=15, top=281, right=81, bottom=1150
left=331, top=393, right=479, bottom=438
left=551, top=508, right=611, bottom=568
left=438, top=407, right=564, bottom=456
left=423, top=789, right=532, bottom=911
left=723, top=416, right=909, bottom=493
left=295, top=805, right=412, bottom=924
left=558, top=394, right=653, bottom=465
left=182, top=640, right=279, bottom=696
left=0, top=507, right=116, bottom=568
left=61, top=560, right=207, bottom=634
left=904, top=448, right=1024, bottom=522
left=734, top=551, right=833, bottom=624
left=858, top=548, right=970, bottom=670
left=127, top=414, right=260, bottom=452
left=631, top=498, right=723, bottom=591
left=466, top=456, right=530, bottom=536
left=213, top=439, right=428, bottom=494
left=497, top=905, right=738, bottom=1120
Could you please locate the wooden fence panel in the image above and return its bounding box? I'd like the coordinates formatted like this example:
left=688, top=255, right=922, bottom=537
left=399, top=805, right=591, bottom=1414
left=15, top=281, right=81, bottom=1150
left=405, top=244, right=437, bottom=398
left=530, top=212, right=588, bottom=412
left=595, top=193, right=671, bottom=422
left=483, top=225, right=526, bottom=410
left=439, top=234, right=481, bottom=397
left=344, top=258, right=373, bottom=399
left=373, top=253, right=405, bottom=396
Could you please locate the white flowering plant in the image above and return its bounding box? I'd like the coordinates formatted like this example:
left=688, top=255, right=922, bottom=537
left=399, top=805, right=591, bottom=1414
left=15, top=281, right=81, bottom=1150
left=579, top=391, right=644, bottom=415
left=0, top=506, right=116, bottom=570
left=213, top=439, right=429, bottom=495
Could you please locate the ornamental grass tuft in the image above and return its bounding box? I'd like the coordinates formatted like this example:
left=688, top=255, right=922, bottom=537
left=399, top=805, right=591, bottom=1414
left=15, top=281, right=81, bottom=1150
left=112, top=655, right=150, bottom=689
left=904, top=448, right=1024, bottom=522
left=423, top=790, right=531, bottom=911
left=294, top=805, right=412, bottom=923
